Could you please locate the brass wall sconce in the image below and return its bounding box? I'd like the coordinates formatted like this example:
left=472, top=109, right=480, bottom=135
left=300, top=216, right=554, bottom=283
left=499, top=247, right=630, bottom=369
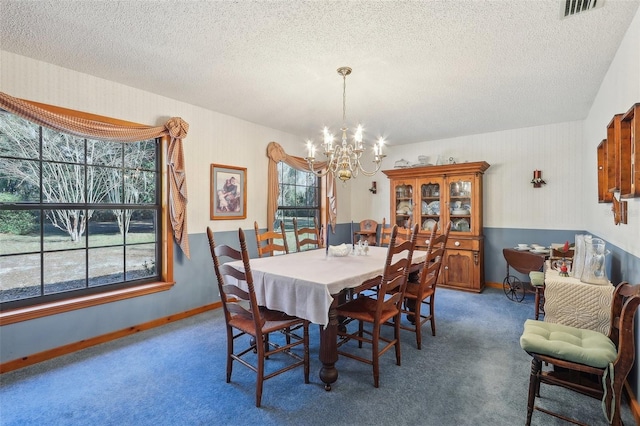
left=531, top=170, right=546, bottom=188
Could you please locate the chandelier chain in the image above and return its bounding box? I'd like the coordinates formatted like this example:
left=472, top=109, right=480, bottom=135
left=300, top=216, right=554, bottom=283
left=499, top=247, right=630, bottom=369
left=342, top=72, right=347, bottom=127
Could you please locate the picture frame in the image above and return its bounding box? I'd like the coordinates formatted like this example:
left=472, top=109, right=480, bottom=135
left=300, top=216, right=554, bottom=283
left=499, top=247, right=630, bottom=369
left=210, top=164, right=247, bottom=220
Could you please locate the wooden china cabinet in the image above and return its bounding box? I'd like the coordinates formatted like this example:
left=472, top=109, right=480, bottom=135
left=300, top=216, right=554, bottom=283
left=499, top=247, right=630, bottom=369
left=383, top=161, right=490, bottom=292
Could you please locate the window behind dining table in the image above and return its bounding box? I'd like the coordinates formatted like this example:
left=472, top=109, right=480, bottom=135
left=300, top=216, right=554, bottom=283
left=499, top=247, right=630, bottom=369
left=276, top=162, right=321, bottom=249
left=0, top=109, right=161, bottom=309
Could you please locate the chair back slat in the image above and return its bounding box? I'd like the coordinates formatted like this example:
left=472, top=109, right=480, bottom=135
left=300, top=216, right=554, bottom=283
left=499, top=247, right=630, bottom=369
left=293, top=217, right=323, bottom=251
left=207, top=226, right=265, bottom=329
left=380, top=218, right=412, bottom=246
left=376, top=224, right=419, bottom=319
left=254, top=221, right=289, bottom=257
left=416, top=222, right=451, bottom=293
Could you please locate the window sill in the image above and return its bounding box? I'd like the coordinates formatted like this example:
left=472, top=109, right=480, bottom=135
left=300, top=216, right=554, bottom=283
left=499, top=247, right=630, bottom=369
left=0, top=281, right=175, bottom=326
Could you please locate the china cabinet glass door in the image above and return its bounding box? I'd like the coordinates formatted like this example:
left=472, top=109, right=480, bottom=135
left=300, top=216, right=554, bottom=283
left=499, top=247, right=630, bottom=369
left=393, top=182, right=413, bottom=230
left=449, top=178, right=472, bottom=232
left=420, top=180, right=441, bottom=232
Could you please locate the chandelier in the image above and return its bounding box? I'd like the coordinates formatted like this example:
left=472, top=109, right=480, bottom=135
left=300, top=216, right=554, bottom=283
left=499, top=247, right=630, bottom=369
left=305, top=66, right=386, bottom=182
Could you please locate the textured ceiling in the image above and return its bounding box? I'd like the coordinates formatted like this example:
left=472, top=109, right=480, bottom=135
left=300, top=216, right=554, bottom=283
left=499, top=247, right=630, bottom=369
left=1, top=0, right=639, bottom=145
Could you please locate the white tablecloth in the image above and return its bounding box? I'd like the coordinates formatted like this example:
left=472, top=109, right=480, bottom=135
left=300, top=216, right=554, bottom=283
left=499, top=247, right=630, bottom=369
left=225, top=246, right=426, bottom=326
left=544, top=262, right=614, bottom=335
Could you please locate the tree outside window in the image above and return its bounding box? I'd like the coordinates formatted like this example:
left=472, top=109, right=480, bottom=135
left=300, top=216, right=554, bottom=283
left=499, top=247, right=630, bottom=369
left=276, top=162, right=321, bottom=249
left=0, top=110, right=161, bottom=308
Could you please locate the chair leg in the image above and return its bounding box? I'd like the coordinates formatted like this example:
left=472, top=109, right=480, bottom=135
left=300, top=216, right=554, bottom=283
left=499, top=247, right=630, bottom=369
left=226, top=328, right=234, bottom=383
left=429, top=295, right=436, bottom=337
left=372, top=325, right=380, bottom=388
left=534, top=288, right=541, bottom=320
left=358, top=320, right=364, bottom=348
left=413, top=299, right=423, bottom=350
left=264, top=333, right=270, bottom=358
left=526, top=358, right=542, bottom=426
left=256, top=339, right=265, bottom=408
left=394, top=314, right=402, bottom=366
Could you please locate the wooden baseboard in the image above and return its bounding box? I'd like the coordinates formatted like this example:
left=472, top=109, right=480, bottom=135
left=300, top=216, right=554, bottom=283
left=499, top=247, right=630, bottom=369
left=0, top=302, right=221, bottom=374
left=485, top=281, right=503, bottom=289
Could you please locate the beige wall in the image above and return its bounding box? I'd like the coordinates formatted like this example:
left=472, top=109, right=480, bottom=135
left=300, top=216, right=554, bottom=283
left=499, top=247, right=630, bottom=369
left=352, top=120, right=585, bottom=230
left=583, top=7, right=640, bottom=256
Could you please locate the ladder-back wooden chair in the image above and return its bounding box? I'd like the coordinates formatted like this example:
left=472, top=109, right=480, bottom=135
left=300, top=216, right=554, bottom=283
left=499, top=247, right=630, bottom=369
left=336, top=224, right=419, bottom=387
left=292, top=217, right=323, bottom=251
left=207, top=227, right=309, bottom=407
left=520, top=282, right=640, bottom=425
left=254, top=220, right=289, bottom=257
left=401, top=221, right=451, bottom=349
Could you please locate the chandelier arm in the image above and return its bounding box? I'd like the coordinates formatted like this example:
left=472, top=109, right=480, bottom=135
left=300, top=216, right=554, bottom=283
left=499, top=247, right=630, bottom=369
left=354, top=163, right=383, bottom=177
left=305, top=159, right=333, bottom=178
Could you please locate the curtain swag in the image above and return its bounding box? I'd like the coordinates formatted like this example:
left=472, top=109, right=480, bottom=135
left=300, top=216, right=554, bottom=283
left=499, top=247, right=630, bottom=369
left=266, top=141, right=336, bottom=232
left=0, top=91, right=191, bottom=259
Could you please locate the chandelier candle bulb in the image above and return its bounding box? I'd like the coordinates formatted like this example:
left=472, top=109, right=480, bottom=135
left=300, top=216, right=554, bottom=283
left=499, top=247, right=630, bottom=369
left=306, top=141, right=315, bottom=159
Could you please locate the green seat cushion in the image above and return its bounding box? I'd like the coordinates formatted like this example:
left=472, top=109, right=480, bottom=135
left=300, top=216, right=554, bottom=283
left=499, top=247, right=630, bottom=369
left=529, top=271, right=545, bottom=287
left=520, top=319, right=617, bottom=368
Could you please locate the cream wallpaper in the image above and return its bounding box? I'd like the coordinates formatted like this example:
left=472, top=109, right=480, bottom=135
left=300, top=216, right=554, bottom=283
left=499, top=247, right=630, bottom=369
left=583, top=7, right=640, bottom=257
left=351, top=120, right=585, bottom=230
left=0, top=50, right=307, bottom=235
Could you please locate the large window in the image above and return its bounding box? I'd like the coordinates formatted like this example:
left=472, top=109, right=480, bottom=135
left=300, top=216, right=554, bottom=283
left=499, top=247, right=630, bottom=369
left=276, top=162, right=321, bottom=248
left=0, top=109, right=162, bottom=310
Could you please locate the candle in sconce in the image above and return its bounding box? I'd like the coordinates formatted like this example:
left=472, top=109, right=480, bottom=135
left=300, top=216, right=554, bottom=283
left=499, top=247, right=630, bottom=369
left=533, top=170, right=541, bottom=180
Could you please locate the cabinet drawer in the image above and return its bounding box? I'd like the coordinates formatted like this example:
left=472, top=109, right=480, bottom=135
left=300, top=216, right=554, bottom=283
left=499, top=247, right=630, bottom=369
left=446, top=238, right=479, bottom=251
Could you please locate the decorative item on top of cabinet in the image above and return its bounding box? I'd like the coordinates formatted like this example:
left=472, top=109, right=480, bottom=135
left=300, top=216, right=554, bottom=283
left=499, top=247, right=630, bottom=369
left=383, top=161, right=490, bottom=293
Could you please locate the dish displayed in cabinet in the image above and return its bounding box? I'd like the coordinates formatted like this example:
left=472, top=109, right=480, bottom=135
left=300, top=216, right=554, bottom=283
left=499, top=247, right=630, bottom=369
left=424, top=201, right=439, bottom=215
left=451, top=209, right=470, bottom=216
left=452, top=218, right=470, bottom=232
left=396, top=201, right=412, bottom=214
left=422, top=219, right=437, bottom=231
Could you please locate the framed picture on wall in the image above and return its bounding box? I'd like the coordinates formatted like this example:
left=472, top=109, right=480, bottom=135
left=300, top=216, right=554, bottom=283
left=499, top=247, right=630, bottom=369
left=210, top=164, right=247, bottom=220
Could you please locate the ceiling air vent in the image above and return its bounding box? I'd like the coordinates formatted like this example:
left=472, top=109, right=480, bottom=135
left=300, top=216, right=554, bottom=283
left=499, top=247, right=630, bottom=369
left=560, top=0, right=605, bottom=19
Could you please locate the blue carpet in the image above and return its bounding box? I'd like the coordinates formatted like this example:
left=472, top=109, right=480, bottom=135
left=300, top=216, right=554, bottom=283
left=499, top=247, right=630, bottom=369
left=0, top=288, right=635, bottom=425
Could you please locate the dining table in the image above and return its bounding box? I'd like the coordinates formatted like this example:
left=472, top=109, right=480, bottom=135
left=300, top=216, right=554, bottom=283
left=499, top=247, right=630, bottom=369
left=225, top=245, right=427, bottom=390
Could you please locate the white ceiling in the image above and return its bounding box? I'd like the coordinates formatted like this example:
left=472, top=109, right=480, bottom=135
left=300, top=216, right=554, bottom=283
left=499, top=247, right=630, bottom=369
left=1, top=0, right=638, bottom=146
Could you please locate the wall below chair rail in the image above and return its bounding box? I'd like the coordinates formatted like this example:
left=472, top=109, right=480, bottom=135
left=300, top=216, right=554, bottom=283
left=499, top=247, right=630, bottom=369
left=484, top=227, right=640, bottom=286
left=484, top=228, right=585, bottom=284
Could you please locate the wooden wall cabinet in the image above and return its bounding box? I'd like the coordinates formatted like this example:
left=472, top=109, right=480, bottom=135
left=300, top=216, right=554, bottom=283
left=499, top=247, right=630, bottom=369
left=383, top=161, right=490, bottom=292
left=620, top=103, right=640, bottom=198
left=599, top=104, right=640, bottom=204
left=597, top=139, right=613, bottom=203
left=606, top=114, right=622, bottom=194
